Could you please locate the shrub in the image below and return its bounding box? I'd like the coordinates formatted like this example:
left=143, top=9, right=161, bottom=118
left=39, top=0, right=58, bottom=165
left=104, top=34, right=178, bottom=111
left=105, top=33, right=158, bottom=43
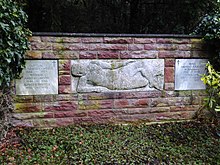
left=200, top=62, right=220, bottom=121
left=193, top=11, right=220, bottom=40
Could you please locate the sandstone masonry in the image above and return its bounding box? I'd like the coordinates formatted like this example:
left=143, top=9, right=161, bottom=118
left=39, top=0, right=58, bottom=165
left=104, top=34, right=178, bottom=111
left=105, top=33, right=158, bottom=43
left=13, top=34, right=208, bottom=127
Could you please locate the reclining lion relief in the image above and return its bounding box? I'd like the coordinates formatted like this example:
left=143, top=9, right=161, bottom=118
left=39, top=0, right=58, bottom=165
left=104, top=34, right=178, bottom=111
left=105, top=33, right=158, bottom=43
left=71, top=60, right=164, bottom=93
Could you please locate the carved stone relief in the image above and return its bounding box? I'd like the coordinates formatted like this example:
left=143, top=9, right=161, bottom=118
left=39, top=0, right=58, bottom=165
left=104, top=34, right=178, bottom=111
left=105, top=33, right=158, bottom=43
left=71, top=59, right=164, bottom=93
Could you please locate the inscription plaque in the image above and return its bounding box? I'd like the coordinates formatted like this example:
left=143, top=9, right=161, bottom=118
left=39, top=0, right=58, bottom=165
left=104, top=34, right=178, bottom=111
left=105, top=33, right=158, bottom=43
left=175, top=59, right=208, bottom=90
left=16, top=60, right=58, bottom=95
left=71, top=59, right=164, bottom=93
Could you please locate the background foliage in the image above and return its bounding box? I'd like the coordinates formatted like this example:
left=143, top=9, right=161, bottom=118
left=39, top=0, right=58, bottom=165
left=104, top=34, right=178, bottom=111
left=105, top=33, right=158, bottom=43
left=26, top=0, right=219, bottom=34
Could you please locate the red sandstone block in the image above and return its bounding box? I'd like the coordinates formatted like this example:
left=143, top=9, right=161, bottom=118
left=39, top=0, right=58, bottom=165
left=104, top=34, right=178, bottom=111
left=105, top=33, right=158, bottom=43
left=116, top=114, right=155, bottom=122
left=31, top=118, right=58, bottom=127
left=54, top=111, right=74, bottom=118
left=44, top=101, right=77, bottom=111
left=59, top=70, right=71, bottom=75
left=165, top=67, right=174, bottom=83
left=13, top=112, right=53, bottom=120
left=56, top=51, right=79, bottom=59
left=157, top=44, right=177, bottom=51
left=61, top=37, right=81, bottom=43
left=156, top=38, right=173, bottom=44
left=12, top=119, right=33, bottom=127
left=172, top=39, right=190, bottom=44
left=120, top=51, right=157, bottom=59
left=104, top=37, right=133, bottom=44
left=114, top=99, right=149, bottom=109
left=29, top=36, right=41, bottom=42
left=120, top=50, right=158, bottom=59
left=33, top=95, right=54, bottom=102
left=55, top=94, right=78, bottom=101
left=165, top=83, right=175, bottom=90
left=79, top=100, right=114, bottom=110
left=42, top=37, right=81, bottom=43
left=159, top=51, right=191, bottom=58
left=42, top=52, right=58, bottom=59
left=165, top=59, right=175, bottom=67
left=170, top=105, right=199, bottom=112
left=82, top=37, right=103, bottom=43
left=114, top=91, right=162, bottom=99
left=59, top=75, right=71, bottom=85
left=97, top=51, right=119, bottom=59
left=53, top=43, right=88, bottom=51
left=14, top=103, right=43, bottom=113
left=31, top=42, right=52, bottom=50
left=177, top=44, right=191, bottom=51
left=128, top=44, right=144, bottom=51
left=59, top=60, right=71, bottom=71
left=89, top=44, right=127, bottom=51
left=87, top=110, right=122, bottom=117
left=144, top=44, right=157, bottom=50
left=155, top=111, right=194, bottom=121
left=150, top=97, right=192, bottom=107
left=59, top=85, right=71, bottom=94
left=79, top=92, right=115, bottom=100
left=156, top=38, right=190, bottom=44
left=158, top=51, right=175, bottom=58
left=25, top=51, right=42, bottom=59
left=41, top=37, right=59, bottom=42
left=134, top=38, right=156, bottom=44
left=52, top=43, right=68, bottom=50
left=114, top=99, right=129, bottom=108
left=79, top=51, right=97, bottom=59
left=149, top=98, right=170, bottom=107
left=15, top=96, right=33, bottom=103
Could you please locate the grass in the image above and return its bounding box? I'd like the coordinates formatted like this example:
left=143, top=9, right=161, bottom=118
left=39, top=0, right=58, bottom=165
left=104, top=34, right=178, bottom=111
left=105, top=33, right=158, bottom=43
left=0, top=121, right=220, bottom=164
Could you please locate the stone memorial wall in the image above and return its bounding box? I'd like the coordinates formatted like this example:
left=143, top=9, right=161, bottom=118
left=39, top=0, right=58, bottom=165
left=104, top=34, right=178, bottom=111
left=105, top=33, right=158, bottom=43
left=13, top=34, right=209, bottom=127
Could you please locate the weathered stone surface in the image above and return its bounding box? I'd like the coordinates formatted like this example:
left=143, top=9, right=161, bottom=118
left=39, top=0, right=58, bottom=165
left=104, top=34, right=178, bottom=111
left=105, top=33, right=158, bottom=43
left=128, top=44, right=144, bottom=51
left=175, top=59, right=208, bottom=90
left=81, top=37, right=103, bottom=43
left=71, top=59, right=164, bottom=93
left=134, top=38, right=156, bottom=44
left=16, top=60, right=58, bottom=95
left=25, top=51, right=42, bottom=59
left=97, top=51, right=119, bottom=59
left=44, top=101, right=77, bottom=111
left=59, top=75, right=71, bottom=85
left=58, top=85, right=71, bottom=94
left=120, top=51, right=157, bottom=59
left=79, top=51, right=97, bottom=59
left=78, top=100, right=114, bottom=110
left=15, top=103, right=43, bottom=113
left=165, top=67, right=174, bottom=83
left=104, top=37, right=133, bottom=44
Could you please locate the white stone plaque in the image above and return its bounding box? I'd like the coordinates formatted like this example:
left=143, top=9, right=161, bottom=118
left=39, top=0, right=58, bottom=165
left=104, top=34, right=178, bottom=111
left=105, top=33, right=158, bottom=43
left=71, top=59, right=164, bottom=93
left=175, top=59, right=208, bottom=90
left=16, top=60, right=58, bottom=95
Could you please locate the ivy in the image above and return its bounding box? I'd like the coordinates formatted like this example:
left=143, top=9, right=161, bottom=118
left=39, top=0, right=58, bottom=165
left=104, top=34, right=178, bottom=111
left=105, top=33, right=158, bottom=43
left=0, top=0, right=31, bottom=89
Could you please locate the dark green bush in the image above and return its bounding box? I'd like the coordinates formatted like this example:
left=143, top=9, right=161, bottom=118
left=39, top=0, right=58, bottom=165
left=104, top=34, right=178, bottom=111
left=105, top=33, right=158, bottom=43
left=193, top=11, right=220, bottom=40
left=0, top=0, right=31, bottom=88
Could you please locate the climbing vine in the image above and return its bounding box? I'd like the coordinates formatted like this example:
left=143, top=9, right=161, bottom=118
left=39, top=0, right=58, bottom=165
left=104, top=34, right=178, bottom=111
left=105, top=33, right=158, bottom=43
left=0, top=0, right=31, bottom=140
